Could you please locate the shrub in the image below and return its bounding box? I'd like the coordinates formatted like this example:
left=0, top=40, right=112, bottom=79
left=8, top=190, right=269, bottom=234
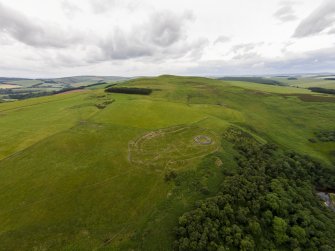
left=165, top=169, right=177, bottom=182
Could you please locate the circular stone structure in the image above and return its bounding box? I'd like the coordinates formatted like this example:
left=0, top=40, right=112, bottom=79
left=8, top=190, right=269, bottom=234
left=194, top=135, right=212, bottom=145
left=128, top=125, right=218, bottom=166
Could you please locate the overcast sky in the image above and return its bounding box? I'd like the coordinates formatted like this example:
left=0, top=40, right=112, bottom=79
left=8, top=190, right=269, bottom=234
left=0, top=0, right=334, bottom=77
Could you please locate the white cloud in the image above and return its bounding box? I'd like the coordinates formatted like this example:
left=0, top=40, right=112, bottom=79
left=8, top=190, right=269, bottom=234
left=61, top=0, right=82, bottom=18
left=274, top=2, right=297, bottom=22
left=96, top=10, right=206, bottom=61
left=0, top=0, right=333, bottom=77
left=0, top=2, right=87, bottom=48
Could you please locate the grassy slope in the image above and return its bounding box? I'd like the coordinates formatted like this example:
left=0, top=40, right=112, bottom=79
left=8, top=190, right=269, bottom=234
left=271, top=77, right=335, bottom=90
left=225, top=80, right=314, bottom=94
left=0, top=76, right=334, bottom=250
left=0, top=92, right=96, bottom=160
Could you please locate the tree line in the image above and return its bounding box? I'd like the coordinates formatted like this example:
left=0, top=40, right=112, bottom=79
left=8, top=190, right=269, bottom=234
left=105, top=87, right=153, bottom=95
left=308, top=87, right=335, bottom=95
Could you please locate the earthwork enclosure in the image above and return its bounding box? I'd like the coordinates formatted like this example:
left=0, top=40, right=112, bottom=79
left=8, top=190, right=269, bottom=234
left=128, top=125, right=219, bottom=167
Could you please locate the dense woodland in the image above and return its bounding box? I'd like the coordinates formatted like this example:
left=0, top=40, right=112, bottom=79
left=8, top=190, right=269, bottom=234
left=174, top=127, right=335, bottom=250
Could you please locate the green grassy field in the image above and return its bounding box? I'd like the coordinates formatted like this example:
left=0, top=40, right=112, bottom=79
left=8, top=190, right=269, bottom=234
left=270, top=76, right=335, bottom=90
left=0, top=75, right=334, bottom=250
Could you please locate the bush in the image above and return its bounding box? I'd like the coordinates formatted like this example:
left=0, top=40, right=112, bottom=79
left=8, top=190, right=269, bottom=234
left=95, top=100, right=114, bottom=109
left=165, top=169, right=177, bottom=182
left=315, top=131, right=335, bottom=142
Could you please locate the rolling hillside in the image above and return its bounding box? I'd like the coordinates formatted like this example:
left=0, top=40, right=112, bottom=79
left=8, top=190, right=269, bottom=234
left=0, top=76, right=334, bottom=250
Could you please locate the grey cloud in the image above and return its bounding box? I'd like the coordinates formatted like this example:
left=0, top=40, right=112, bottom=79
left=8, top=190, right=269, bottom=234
left=97, top=10, right=203, bottom=61
left=148, top=11, right=194, bottom=47
left=267, top=47, right=335, bottom=73
left=99, top=29, right=154, bottom=60
left=90, top=0, right=118, bottom=13
left=328, top=27, right=335, bottom=34
left=62, top=1, right=82, bottom=17
left=89, top=0, right=140, bottom=14
left=229, top=42, right=264, bottom=63
left=232, top=43, right=254, bottom=53
left=232, top=42, right=263, bottom=53
left=0, top=2, right=206, bottom=68
left=214, top=36, right=230, bottom=44
left=274, top=5, right=297, bottom=22
left=185, top=45, right=335, bottom=76
left=293, top=0, right=335, bottom=37
left=232, top=52, right=260, bottom=61
left=0, top=2, right=84, bottom=48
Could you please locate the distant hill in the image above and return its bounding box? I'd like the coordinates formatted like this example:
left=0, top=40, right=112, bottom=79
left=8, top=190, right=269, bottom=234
left=0, top=76, right=128, bottom=85
left=0, top=76, right=129, bottom=100
left=36, top=76, right=128, bottom=85
left=217, top=76, right=285, bottom=86
left=0, top=77, right=30, bottom=83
